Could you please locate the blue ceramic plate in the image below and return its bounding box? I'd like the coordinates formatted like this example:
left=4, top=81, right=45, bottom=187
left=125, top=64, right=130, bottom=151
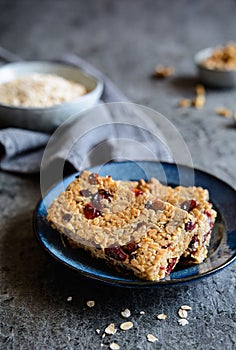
left=33, top=161, right=236, bottom=287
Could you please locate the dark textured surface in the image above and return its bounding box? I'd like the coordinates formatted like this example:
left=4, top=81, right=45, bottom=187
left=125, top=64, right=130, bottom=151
left=0, top=1, right=236, bottom=349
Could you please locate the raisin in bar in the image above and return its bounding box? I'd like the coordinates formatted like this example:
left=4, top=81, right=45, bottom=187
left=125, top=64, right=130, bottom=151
left=139, top=178, right=217, bottom=263
left=47, top=171, right=197, bottom=281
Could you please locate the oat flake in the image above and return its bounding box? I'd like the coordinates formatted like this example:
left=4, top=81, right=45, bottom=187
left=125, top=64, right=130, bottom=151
left=110, top=342, right=120, bottom=350
left=105, top=323, right=117, bottom=335
left=181, top=305, right=192, bottom=311
left=121, top=308, right=131, bottom=318
left=140, top=311, right=145, bottom=315
left=178, top=308, right=188, bottom=319
left=120, top=321, right=133, bottom=331
left=67, top=296, right=72, bottom=302
left=147, top=334, right=158, bottom=342
left=178, top=318, right=189, bottom=326
left=86, top=300, right=95, bottom=308
left=157, top=313, right=167, bottom=320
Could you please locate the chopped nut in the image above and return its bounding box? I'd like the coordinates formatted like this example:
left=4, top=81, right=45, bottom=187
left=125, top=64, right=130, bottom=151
left=157, top=313, right=167, bottom=320
left=86, top=300, right=95, bottom=308
left=67, top=296, right=72, bottom=302
left=153, top=65, right=175, bottom=78
left=139, top=311, right=145, bottom=315
left=110, top=342, right=120, bottom=350
left=181, top=305, right=192, bottom=311
left=121, top=308, right=131, bottom=318
left=96, top=329, right=101, bottom=335
left=192, top=95, right=206, bottom=109
left=178, top=318, right=189, bottom=326
left=120, top=321, right=134, bottom=331
left=147, top=334, right=158, bottom=342
left=178, top=308, right=188, bottom=318
left=178, top=98, right=191, bottom=108
left=215, top=107, right=232, bottom=118
left=105, top=323, right=117, bottom=335
left=195, top=84, right=205, bottom=96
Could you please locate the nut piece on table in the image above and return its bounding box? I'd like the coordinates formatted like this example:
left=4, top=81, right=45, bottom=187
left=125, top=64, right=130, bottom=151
left=215, top=107, right=232, bottom=118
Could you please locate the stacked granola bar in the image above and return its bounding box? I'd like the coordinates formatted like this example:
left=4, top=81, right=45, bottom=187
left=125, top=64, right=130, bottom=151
left=47, top=171, right=216, bottom=281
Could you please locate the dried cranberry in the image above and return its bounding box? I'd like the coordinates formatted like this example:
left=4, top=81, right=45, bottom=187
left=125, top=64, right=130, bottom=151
left=185, top=221, right=196, bottom=231
left=98, top=189, right=112, bottom=201
left=80, top=189, right=92, bottom=197
left=165, top=257, right=177, bottom=276
left=131, top=188, right=143, bottom=197
left=105, top=246, right=127, bottom=261
left=88, top=173, right=98, bottom=185
left=181, top=199, right=198, bottom=212
left=203, top=230, right=211, bottom=243
left=84, top=203, right=102, bottom=219
left=204, top=210, right=214, bottom=228
left=62, top=213, right=72, bottom=222
left=188, top=235, right=198, bottom=250
left=122, top=241, right=138, bottom=255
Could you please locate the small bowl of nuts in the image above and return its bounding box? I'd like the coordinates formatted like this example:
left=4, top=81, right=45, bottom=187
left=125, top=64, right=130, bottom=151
left=194, top=42, right=236, bottom=88
left=0, top=61, right=103, bottom=132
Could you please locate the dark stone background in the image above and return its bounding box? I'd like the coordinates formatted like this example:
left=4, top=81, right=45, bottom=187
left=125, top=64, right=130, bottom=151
left=0, top=1, right=235, bottom=349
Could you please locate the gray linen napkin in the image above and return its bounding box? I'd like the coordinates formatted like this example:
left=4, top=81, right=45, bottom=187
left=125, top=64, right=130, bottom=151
left=0, top=50, right=172, bottom=174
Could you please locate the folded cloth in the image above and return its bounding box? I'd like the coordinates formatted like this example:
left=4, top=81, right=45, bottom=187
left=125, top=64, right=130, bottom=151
left=0, top=50, right=173, bottom=175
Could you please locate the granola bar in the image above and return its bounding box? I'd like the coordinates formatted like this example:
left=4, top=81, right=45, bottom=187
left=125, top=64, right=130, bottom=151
left=139, top=178, right=217, bottom=263
left=47, top=171, right=197, bottom=281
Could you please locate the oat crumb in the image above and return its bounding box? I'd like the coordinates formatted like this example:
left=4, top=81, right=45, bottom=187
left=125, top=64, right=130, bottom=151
left=215, top=107, right=232, bottom=118
left=121, top=308, right=131, bottom=318
left=178, top=98, right=191, bottom=108
left=178, top=318, right=189, bottom=326
left=195, top=84, right=206, bottom=96
left=233, top=112, right=236, bottom=122
left=181, top=305, right=192, bottom=311
left=153, top=65, right=175, bottom=78
left=86, top=300, right=95, bottom=308
left=178, top=308, right=188, bottom=318
left=140, top=311, right=145, bottom=315
left=192, top=95, right=206, bottom=109
left=147, top=333, right=158, bottom=342
left=157, top=313, right=167, bottom=320
left=110, top=342, right=120, bottom=350
left=120, top=321, right=134, bottom=331
left=105, top=323, right=117, bottom=335
left=96, top=329, right=101, bottom=334
left=102, top=333, right=106, bottom=339
left=67, top=334, right=71, bottom=341
left=67, top=296, right=72, bottom=302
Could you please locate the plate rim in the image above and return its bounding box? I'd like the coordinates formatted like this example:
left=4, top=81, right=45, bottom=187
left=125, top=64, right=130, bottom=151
left=33, top=161, right=236, bottom=288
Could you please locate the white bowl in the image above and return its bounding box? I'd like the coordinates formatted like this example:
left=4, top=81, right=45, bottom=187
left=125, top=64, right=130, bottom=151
left=0, top=61, right=103, bottom=132
left=194, top=47, right=236, bottom=88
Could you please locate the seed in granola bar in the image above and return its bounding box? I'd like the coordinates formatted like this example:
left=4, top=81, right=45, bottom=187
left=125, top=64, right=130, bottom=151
left=84, top=203, right=102, bottom=219
left=120, top=321, right=133, bottom=331
left=153, top=65, right=175, bottom=78
left=105, top=323, right=117, bottom=335
left=121, top=308, right=131, bottom=318
left=181, top=199, right=198, bottom=212
left=62, top=213, right=72, bottom=222
left=122, top=241, right=138, bottom=255
left=88, top=173, right=99, bottom=184
left=110, top=342, right=120, bottom=350
left=185, top=221, right=196, bottom=231
left=149, top=199, right=165, bottom=211
left=80, top=189, right=92, bottom=197
left=147, top=333, right=158, bottom=342
left=105, top=246, right=127, bottom=261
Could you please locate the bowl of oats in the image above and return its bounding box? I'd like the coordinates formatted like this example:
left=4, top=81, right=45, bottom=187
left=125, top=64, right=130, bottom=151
left=0, top=61, right=103, bottom=132
left=195, top=42, right=236, bottom=88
